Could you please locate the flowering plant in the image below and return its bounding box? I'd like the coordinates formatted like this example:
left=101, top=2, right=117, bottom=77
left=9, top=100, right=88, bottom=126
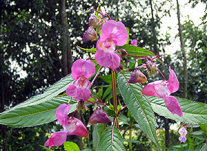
left=0, top=7, right=207, bottom=151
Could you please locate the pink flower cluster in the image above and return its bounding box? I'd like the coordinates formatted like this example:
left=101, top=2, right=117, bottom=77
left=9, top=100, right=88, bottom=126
left=45, top=59, right=111, bottom=149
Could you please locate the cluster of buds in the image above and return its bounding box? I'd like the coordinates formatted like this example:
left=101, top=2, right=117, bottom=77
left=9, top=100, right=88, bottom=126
left=82, top=10, right=105, bottom=42
left=145, top=60, right=159, bottom=77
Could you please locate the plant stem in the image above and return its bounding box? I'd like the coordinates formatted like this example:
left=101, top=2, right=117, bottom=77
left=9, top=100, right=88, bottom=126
left=111, top=71, right=119, bottom=129
left=90, top=66, right=102, bottom=87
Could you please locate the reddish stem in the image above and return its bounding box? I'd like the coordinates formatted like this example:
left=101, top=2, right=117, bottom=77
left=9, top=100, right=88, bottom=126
left=90, top=66, right=102, bottom=88
left=159, top=70, right=166, bottom=80
left=87, top=100, right=108, bottom=107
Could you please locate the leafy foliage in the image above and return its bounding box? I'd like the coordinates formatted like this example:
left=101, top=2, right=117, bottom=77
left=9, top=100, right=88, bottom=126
left=117, top=72, right=158, bottom=145
left=149, top=96, right=207, bottom=124
left=0, top=75, right=75, bottom=127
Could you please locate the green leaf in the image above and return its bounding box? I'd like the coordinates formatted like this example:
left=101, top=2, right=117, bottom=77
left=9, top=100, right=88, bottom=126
left=77, top=46, right=96, bottom=53
left=117, top=44, right=154, bottom=56
left=117, top=72, right=158, bottom=145
left=97, top=126, right=125, bottom=151
left=148, top=96, right=207, bottom=124
left=0, top=74, right=75, bottom=127
left=64, top=142, right=80, bottom=151
left=0, top=96, right=77, bottom=127
left=93, top=125, right=100, bottom=149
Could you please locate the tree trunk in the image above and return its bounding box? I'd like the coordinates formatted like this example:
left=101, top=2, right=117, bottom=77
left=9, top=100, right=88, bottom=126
left=60, top=0, right=72, bottom=76
left=149, top=0, right=158, bottom=54
left=164, top=118, right=170, bottom=149
left=176, top=0, right=188, bottom=98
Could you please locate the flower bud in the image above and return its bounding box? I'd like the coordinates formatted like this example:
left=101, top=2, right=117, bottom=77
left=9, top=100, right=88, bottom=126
left=128, top=70, right=147, bottom=84
left=146, top=60, right=159, bottom=77
left=89, top=15, right=99, bottom=28
left=89, top=108, right=111, bottom=125
left=82, top=27, right=97, bottom=42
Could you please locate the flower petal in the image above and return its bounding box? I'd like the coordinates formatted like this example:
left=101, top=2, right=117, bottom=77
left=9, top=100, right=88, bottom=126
left=164, top=96, right=183, bottom=117
left=179, top=127, right=187, bottom=136
left=100, top=20, right=128, bottom=46
left=167, top=66, right=179, bottom=93
left=66, top=84, right=78, bottom=99
left=89, top=108, right=111, bottom=125
left=64, top=117, right=88, bottom=137
left=56, top=104, right=71, bottom=126
left=71, top=59, right=95, bottom=80
left=141, top=81, right=162, bottom=97
left=44, top=131, right=67, bottom=149
left=179, top=136, right=187, bottom=143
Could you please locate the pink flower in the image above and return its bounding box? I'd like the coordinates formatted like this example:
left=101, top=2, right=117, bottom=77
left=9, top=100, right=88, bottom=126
left=66, top=59, right=95, bottom=101
left=88, top=108, right=111, bottom=125
left=95, top=20, right=128, bottom=70
left=45, top=104, right=88, bottom=149
left=142, top=67, right=183, bottom=117
left=82, top=26, right=97, bottom=41
left=131, top=39, right=138, bottom=46
left=179, top=127, right=187, bottom=143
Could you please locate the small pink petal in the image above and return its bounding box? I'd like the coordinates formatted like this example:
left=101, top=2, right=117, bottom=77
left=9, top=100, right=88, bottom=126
left=56, top=104, right=71, bottom=126
left=164, top=96, right=183, bottom=117
left=168, top=67, right=179, bottom=93
left=131, top=39, right=138, bottom=46
left=179, top=136, right=187, bottom=143
left=64, top=117, right=88, bottom=137
left=142, top=81, right=162, bottom=97
left=179, top=127, right=187, bottom=136
left=95, top=40, right=120, bottom=70
left=71, top=59, right=95, bottom=80
left=89, top=108, right=111, bottom=125
left=66, top=84, right=78, bottom=99
left=100, top=20, right=128, bottom=46
left=44, top=131, right=67, bottom=149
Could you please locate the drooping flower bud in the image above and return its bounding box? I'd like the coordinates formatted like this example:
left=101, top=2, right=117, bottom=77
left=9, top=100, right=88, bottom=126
left=131, top=39, right=138, bottom=46
left=88, top=108, right=111, bottom=125
left=82, top=27, right=97, bottom=42
left=128, top=70, right=147, bottom=84
left=89, top=15, right=99, bottom=28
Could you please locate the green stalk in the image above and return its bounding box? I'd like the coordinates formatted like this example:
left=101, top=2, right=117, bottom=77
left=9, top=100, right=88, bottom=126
left=111, top=71, right=119, bottom=129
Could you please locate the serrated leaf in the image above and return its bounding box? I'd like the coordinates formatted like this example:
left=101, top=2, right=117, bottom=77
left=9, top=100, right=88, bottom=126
left=77, top=46, right=96, bottom=53
left=97, top=126, right=125, bottom=151
left=0, top=96, right=77, bottom=127
left=0, top=74, right=75, bottom=127
left=117, top=72, right=158, bottom=145
left=117, top=44, right=154, bottom=56
left=64, top=141, right=80, bottom=151
left=148, top=96, right=207, bottom=124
